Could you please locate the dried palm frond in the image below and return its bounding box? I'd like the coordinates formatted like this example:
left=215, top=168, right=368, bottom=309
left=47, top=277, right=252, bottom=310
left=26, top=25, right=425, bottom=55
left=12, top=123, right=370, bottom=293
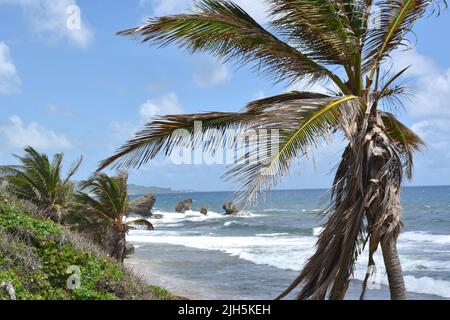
left=381, top=112, right=425, bottom=179
left=277, top=113, right=404, bottom=300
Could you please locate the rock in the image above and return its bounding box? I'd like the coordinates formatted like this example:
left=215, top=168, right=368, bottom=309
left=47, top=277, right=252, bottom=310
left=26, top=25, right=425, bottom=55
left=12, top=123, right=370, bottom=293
left=223, top=202, right=239, bottom=215
left=125, top=242, right=135, bottom=256
left=200, top=206, right=208, bottom=215
left=150, top=213, right=164, bottom=219
left=127, top=194, right=156, bottom=217
left=175, top=199, right=193, bottom=213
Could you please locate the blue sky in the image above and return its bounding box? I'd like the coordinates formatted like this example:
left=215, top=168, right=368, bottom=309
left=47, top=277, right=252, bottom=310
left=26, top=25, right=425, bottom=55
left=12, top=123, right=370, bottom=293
left=0, top=0, right=449, bottom=191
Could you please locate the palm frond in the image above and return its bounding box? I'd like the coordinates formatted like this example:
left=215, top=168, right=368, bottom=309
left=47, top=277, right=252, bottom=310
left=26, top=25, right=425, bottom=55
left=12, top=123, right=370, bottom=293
left=117, top=0, right=347, bottom=90
left=363, top=0, right=447, bottom=75
left=0, top=147, right=80, bottom=209
left=224, top=95, right=361, bottom=206
left=278, top=113, right=404, bottom=300
left=76, top=172, right=129, bottom=223
left=381, top=112, right=424, bottom=179
left=62, top=155, right=83, bottom=186
left=98, top=91, right=335, bottom=171
left=126, top=219, right=154, bottom=231
left=268, top=0, right=360, bottom=65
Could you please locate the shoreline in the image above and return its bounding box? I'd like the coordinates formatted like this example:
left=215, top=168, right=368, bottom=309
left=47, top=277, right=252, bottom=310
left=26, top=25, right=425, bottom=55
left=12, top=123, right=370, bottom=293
left=125, top=242, right=445, bottom=300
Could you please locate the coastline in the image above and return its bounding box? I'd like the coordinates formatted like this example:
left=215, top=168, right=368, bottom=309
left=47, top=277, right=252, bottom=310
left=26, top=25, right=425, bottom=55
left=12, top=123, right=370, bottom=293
left=125, top=242, right=445, bottom=300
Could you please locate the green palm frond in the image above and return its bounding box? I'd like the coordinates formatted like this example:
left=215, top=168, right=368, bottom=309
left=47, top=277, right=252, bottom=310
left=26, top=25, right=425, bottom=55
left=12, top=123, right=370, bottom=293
left=268, top=0, right=360, bottom=65
left=117, top=0, right=348, bottom=91
left=126, top=219, right=154, bottom=231
left=224, top=95, right=360, bottom=206
left=77, top=172, right=129, bottom=224
left=98, top=112, right=251, bottom=171
left=363, top=0, right=446, bottom=76
left=0, top=147, right=81, bottom=209
left=381, top=112, right=425, bottom=179
left=98, top=91, right=342, bottom=171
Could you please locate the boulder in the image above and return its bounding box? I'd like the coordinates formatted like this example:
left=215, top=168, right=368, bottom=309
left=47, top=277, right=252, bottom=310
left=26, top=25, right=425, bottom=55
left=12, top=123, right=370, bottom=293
left=175, top=199, right=193, bottom=213
left=125, top=241, right=135, bottom=256
left=223, top=202, right=239, bottom=215
left=127, top=194, right=156, bottom=217
left=150, top=213, right=164, bottom=219
left=200, top=205, right=208, bottom=215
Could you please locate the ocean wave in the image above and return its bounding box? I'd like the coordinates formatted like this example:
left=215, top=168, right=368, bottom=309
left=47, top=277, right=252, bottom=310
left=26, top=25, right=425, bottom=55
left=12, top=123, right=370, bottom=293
left=255, top=233, right=289, bottom=237
left=399, top=231, right=450, bottom=245
left=127, top=230, right=450, bottom=297
left=313, top=227, right=324, bottom=236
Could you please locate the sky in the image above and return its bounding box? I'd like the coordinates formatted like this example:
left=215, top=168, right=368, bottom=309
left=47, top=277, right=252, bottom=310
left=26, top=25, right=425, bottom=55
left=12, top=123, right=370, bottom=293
left=0, top=0, right=449, bottom=192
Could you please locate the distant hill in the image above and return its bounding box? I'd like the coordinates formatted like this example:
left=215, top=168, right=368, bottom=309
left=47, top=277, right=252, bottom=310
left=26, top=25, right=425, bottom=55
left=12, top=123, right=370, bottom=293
left=72, top=181, right=191, bottom=195
left=127, top=184, right=173, bottom=194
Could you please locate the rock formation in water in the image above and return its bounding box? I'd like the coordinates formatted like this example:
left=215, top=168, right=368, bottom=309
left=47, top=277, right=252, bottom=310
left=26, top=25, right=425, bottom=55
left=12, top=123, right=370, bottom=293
left=200, top=205, right=208, bottom=215
left=127, top=194, right=156, bottom=217
left=223, top=202, right=239, bottom=215
left=175, top=199, right=193, bottom=213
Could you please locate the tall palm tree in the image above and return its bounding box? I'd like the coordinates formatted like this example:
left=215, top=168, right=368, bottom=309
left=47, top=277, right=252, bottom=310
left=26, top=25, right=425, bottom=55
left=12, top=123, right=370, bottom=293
left=98, top=0, right=446, bottom=299
left=75, top=172, right=154, bottom=263
left=0, top=146, right=82, bottom=222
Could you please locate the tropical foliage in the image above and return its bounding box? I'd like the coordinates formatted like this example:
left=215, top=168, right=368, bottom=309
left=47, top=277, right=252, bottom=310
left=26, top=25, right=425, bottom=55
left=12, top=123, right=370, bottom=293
left=0, top=147, right=82, bottom=222
left=75, top=172, right=153, bottom=263
left=99, top=0, right=446, bottom=299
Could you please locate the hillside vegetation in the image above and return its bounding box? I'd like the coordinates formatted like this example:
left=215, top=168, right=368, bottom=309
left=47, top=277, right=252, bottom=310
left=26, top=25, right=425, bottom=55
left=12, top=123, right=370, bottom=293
left=0, top=196, right=178, bottom=300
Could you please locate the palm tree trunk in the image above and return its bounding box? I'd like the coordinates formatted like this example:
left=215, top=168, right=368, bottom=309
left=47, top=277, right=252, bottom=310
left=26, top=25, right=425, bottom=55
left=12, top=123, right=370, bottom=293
left=106, top=226, right=126, bottom=263
left=381, top=237, right=406, bottom=300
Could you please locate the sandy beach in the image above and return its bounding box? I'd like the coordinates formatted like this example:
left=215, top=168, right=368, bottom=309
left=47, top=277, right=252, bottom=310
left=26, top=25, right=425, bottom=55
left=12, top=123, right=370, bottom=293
left=126, top=242, right=444, bottom=300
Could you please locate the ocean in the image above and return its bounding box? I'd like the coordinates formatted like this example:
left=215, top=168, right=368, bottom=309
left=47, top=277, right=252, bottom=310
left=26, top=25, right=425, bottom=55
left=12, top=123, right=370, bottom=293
left=125, top=186, right=450, bottom=300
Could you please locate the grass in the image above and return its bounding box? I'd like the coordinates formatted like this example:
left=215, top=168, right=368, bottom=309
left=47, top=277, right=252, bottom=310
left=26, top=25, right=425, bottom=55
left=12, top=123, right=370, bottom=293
left=0, top=196, right=182, bottom=300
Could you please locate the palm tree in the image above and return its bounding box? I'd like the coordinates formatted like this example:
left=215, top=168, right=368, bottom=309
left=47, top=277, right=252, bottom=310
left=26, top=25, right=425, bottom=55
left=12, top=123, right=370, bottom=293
left=0, top=146, right=82, bottom=222
left=98, top=0, right=446, bottom=299
left=75, top=172, right=154, bottom=263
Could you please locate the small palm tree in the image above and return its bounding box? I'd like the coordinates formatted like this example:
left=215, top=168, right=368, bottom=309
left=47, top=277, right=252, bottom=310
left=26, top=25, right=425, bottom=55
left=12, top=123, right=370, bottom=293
left=75, top=172, right=154, bottom=263
left=0, top=146, right=82, bottom=222
left=99, top=0, right=446, bottom=299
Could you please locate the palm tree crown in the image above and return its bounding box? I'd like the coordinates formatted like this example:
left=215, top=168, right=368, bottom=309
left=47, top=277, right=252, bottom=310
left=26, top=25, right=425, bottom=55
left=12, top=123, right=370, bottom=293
left=0, top=146, right=82, bottom=211
left=98, top=0, right=446, bottom=299
left=75, top=172, right=154, bottom=262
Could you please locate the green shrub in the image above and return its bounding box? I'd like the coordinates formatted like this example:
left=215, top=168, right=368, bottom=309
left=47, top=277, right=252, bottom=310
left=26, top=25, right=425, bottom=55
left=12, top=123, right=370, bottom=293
left=0, top=200, right=174, bottom=300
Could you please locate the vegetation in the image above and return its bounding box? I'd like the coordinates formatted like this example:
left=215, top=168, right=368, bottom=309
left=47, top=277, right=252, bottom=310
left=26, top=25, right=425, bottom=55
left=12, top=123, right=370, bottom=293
left=0, top=195, right=177, bottom=300
left=75, top=172, right=154, bottom=263
left=99, top=0, right=447, bottom=300
left=0, top=146, right=82, bottom=223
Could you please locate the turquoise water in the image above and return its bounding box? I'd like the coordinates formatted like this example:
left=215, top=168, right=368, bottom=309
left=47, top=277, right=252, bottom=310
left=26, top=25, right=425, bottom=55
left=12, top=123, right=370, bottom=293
left=127, top=186, right=450, bottom=299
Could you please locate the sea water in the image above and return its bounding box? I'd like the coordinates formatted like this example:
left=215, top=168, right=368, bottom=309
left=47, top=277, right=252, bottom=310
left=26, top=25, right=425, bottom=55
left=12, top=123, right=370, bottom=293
left=126, top=186, right=450, bottom=299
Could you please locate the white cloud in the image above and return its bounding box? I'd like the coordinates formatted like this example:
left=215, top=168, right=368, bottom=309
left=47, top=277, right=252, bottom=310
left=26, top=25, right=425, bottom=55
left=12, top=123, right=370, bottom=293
left=0, top=42, right=21, bottom=95
left=0, top=116, right=73, bottom=149
left=139, top=92, right=183, bottom=120
left=193, top=58, right=230, bottom=87
left=287, top=78, right=335, bottom=95
left=45, top=103, right=78, bottom=118
left=0, top=0, right=94, bottom=48
left=110, top=121, right=138, bottom=141
left=388, top=49, right=450, bottom=174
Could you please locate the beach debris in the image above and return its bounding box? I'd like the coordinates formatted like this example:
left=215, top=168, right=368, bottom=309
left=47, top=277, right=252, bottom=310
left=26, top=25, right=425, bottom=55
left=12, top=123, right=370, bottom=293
left=175, top=199, right=193, bottom=213
left=0, top=281, right=16, bottom=300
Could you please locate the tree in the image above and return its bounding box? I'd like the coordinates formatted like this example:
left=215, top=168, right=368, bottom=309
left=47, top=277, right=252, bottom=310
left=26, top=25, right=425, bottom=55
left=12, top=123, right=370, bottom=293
left=98, top=0, right=446, bottom=299
left=0, top=146, right=82, bottom=222
left=75, top=172, right=154, bottom=263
